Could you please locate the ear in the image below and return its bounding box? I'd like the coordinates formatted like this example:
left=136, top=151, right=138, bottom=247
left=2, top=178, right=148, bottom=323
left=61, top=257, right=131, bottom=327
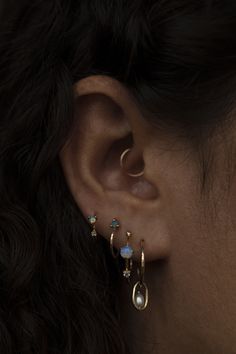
left=59, top=75, right=170, bottom=261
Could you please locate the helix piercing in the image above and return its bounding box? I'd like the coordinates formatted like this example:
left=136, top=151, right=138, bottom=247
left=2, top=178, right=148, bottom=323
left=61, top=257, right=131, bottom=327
left=132, top=239, right=149, bottom=310
left=88, top=214, right=98, bottom=238
left=120, top=231, right=134, bottom=279
left=110, top=218, right=120, bottom=258
left=120, top=148, right=144, bottom=177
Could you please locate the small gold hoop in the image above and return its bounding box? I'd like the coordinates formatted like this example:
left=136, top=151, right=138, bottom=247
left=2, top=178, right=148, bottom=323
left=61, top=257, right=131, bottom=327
left=120, top=148, right=144, bottom=178
left=139, top=239, right=145, bottom=282
left=110, top=218, right=120, bottom=258
left=110, top=232, right=119, bottom=258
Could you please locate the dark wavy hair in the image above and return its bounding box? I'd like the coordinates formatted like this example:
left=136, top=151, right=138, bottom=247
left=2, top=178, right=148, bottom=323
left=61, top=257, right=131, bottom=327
left=1, top=0, right=236, bottom=353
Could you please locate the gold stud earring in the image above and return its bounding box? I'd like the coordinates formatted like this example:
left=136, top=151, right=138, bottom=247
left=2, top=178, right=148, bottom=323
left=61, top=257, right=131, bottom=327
left=88, top=214, right=97, bottom=238
left=120, top=148, right=144, bottom=177
left=120, top=231, right=134, bottom=279
left=132, top=239, right=149, bottom=310
left=110, top=218, right=120, bottom=258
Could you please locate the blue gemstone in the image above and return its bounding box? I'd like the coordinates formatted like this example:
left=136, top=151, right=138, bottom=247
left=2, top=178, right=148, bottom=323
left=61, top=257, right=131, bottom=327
left=120, top=245, right=133, bottom=259
left=110, top=218, right=120, bottom=229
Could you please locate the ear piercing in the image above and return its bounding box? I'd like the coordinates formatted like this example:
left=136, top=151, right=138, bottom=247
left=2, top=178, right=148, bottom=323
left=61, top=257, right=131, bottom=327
left=110, top=218, right=120, bottom=258
left=110, top=220, right=134, bottom=278
left=120, top=147, right=144, bottom=177
left=87, top=214, right=149, bottom=310
left=132, top=239, right=149, bottom=310
left=120, top=231, right=134, bottom=279
left=88, top=214, right=97, bottom=237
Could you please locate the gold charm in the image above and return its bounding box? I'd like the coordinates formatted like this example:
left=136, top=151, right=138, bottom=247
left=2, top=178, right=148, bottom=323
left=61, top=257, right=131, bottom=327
left=132, top=239, right=149, bottom=310
left=88, top=214, right=97, bottom=238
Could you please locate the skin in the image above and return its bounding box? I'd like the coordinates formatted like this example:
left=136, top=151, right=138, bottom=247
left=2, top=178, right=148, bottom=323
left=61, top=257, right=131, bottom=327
left=59, top=75, right=236, bottom=354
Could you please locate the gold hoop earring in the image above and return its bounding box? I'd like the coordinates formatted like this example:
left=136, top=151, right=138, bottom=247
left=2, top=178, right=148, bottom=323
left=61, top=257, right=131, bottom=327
left=120, top=231, right=134, bottom=279
left=120, top=148, right=144, bottom=177
left=132, top=239, right=149, bottom=310
left=88, top=214, right=97, bottom=238
left=110, top=218, right=120, bottom=258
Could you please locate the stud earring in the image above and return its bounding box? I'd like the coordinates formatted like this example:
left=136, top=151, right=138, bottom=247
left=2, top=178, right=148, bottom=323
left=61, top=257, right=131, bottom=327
left=88, top=214, right=97, bottom=237
left=110, top=218, right=120, bottom=258
left=132, top=239, right=149, bottom=310
left=120, top=231, right=134, bottom=279
left=120, top=148, right=144, bottom=177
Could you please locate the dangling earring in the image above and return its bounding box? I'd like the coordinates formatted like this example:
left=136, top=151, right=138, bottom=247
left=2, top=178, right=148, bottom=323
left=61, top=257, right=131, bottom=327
left=88, top=214, right=97, bottom=238
left=132, top=239, right=149, bottom=310
left=120, top=231, right=134, bottom=279
left=110, top=218, right=120, bottom=258
left=120, top=148, right=144, bottom=177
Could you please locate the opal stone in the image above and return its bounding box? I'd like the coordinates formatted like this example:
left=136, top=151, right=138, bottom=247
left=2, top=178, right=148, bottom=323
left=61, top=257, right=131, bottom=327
left=88, top=215, right=97, bottom=224
left=120, top=245, right=133, bottom=259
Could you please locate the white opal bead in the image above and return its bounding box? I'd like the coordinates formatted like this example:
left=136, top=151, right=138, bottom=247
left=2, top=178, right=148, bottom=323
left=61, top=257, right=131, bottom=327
left=120, top=245, right=133, bottom=259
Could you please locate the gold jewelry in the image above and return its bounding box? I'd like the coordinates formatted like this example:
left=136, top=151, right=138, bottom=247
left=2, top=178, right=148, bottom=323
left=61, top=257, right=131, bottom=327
left=88, top=214, right=97, bottom=238
left=132, top=239, right=149, bottom=310
left=110, top=218, right=120, bottom=258
left=120, top=231, right=134, bottom=279
left=120, top=148, right=144, bottom=177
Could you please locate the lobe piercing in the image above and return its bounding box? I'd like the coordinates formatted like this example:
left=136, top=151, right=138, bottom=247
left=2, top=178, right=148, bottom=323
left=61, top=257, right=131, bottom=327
left=120, top=231, right=134, bottom=278
left=88, top=214, right=97, bottom=238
